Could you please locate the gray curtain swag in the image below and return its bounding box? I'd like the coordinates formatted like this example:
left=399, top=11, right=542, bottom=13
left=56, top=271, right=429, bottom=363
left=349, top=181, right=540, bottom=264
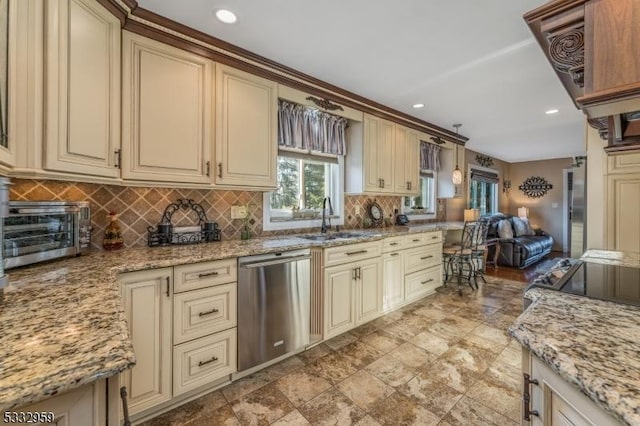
left=277, top=99, right=348, bottom=156
left=420, top=141, right=441, bottom=172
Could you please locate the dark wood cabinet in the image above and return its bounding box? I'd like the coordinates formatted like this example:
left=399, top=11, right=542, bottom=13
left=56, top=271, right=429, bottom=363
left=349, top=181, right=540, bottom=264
left=525, top=0, right=640, bottom=152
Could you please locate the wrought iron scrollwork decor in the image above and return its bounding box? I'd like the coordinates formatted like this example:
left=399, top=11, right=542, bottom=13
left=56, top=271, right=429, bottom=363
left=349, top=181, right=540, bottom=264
left=519, top=176, right=553, bottom=198
left=147, top=199, right=221, bottom=246
left=548, top=27, right=585, bottom=88
left=305, top=96, right=344, bottom=111
left=475, top=154, right=494, bottom=168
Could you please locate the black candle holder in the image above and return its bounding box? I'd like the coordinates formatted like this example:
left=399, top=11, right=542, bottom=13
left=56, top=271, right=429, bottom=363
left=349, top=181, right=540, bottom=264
left=147, top=199, right=221, bottom=247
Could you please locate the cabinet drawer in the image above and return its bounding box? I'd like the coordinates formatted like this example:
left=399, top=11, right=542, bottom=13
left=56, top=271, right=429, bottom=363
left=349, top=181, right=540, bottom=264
left=174, top=259, right=237, bottom=293
left=382, top=235, right=406, bottom=253
left=404, top=244, right=442, bottom=274
left=404, top=231, right=442, bottom=248
left=324, top=241, right=382, bottom=267
left=608, top=151, right=640, bottom=174
left=173, top=328, right=237, bottom=396
left=405, top=265, right=441, bottom=302
left=174, top=284, right=237, bottom=344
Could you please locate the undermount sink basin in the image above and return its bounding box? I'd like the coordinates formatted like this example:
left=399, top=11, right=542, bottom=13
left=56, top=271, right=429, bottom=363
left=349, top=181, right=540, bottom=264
left=299, top=234, right=337, bottom=241
left=298, top=231, right=376, bottom=241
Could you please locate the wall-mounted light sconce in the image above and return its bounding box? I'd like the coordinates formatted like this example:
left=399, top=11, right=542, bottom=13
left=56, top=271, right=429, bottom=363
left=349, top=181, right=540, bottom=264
left=503, top=179, right=511, bottom=197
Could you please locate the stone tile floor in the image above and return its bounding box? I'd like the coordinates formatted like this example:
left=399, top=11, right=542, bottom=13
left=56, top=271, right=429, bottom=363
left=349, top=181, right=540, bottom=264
left=141, top=276, right=527, bottom=425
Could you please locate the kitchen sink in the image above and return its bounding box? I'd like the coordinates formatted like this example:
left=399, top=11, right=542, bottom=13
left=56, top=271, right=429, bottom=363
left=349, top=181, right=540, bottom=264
left=298, top=231, right=377, bottom=241
left=299, top=234, right=338, bottom=241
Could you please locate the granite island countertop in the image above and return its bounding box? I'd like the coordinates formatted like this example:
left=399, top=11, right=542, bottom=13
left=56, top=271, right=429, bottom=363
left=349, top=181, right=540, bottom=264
left=509, top=287, right=640, bottom=425
left=0, top=222, right=463, bottom=411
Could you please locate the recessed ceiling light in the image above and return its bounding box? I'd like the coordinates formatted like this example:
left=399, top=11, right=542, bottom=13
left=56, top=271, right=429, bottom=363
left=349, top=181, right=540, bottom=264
left=413, top=103, right=424, bottom=109
left=215, top=9, right=237, bottom=24
left=545, top=109, right=559, bottom=115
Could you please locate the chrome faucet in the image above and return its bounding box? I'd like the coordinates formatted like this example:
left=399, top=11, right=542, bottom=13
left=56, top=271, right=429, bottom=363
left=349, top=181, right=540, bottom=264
left=321, top=197, right=333, bottom=234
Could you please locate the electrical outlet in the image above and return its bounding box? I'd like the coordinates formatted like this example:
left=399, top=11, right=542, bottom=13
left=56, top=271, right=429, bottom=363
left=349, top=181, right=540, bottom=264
left=231, top=205, right=248, bottom=219
left=355, top=205, right=361, bottom=215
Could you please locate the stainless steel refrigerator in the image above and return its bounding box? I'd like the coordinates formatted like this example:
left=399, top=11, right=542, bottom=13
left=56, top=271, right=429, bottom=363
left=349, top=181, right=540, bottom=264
left=570, top=157, right=587, bottom=258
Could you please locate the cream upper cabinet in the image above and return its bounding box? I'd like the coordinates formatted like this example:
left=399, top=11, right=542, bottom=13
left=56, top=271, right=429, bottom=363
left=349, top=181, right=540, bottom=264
left=43, top=0, right=120, bottom=178
left=394, top=126, right=419, bottom=195
left=215, top=64, right=277, bottom=189
left=347, top=113, right=396, bottom=194
left=118, top=268, right=173, bottom=417
left=122, top=32, right=213, bottom=184
left=607, top=173, right=640, bottom=252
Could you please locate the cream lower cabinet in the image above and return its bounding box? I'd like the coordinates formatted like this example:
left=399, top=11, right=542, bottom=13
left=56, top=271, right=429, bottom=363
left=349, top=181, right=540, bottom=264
left=215, top=65, right=277, bottom=189
left=381, top=232, right=443, bottom=309
left=44, top=0, right=121, bottom=178
left=122, top=32, right=213, bottom=184
left=323, top=241, right=382, bottom=339
left=118, top=268, right=173, bottom=417
left=2, top=380, right=106, bottom=426
left=172, top=259, right=237, bottom=397
left=523, top=349, right=619, bottom=426
left=118, top=260, right=237, bottom=421
left=381, top=236, right=405, bottom=312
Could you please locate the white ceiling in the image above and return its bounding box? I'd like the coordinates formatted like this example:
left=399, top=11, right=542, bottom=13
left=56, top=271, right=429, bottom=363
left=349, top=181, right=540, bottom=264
left=137, top=0, right=586, bottom=163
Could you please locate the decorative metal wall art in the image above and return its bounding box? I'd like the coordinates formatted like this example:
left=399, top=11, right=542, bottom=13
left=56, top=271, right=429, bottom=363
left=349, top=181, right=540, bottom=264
left=147, top=198, right=221, bottom=246
left=502, top=179, right=512, bottom=197
left=519, top=176, right=553, bottom=198
left=430, top=136, right=446, bottom=145
left=475, top=154, right=494, bottom=167
left=305, top=96, right=344, bottom=111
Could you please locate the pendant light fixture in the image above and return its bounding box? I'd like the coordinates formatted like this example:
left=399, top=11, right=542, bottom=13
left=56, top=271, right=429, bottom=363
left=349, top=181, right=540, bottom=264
left=452, top=123, right=463, bottom=185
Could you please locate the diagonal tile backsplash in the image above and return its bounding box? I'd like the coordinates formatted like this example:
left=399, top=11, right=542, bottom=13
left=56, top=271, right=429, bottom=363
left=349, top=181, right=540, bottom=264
left=9, top=179, right=446, bottom=250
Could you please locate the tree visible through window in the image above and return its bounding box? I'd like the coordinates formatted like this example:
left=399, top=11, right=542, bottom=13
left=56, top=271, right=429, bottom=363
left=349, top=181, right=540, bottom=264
left=270, top=155, right=335, bottom=218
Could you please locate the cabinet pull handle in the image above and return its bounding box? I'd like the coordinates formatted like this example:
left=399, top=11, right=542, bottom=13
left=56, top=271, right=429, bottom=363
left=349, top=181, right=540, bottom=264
left=198, top=271, right=219, bottom=278
left=523, top=373, right=540, bottom=421
left=378, top=178, right=382, bottom=188
left=114, top=149, right=122, bottom=169
left=431, top=236, right=438, bottom=239
left=406, top=181, right=410, bottom=190
left=421, top=278, right=434, bottom=284
left=356, top=267, right=361, bottom=280
left=421, top=255, right=434, bottom=260
left=206, top=161, right=211, bottom=177
left=412, top=238, right=420, bottom=242
left=120, top=387, right=132, bottom=426
left=381, top=178, right=385, bottom=188
left=166, top=276, right=170, bottom=297
left=198, top=308, right=219, bottom=317
left=352, top=268, right=357, bottom=280
left=346, top=250, right=367, bottom=256
left=218, top=162, right=223, bottom=178
left=390, top=252, right=399, bottom=257
left=198, top=356, right=219, bottom=367
left=389, top=242, right=399, bottom=246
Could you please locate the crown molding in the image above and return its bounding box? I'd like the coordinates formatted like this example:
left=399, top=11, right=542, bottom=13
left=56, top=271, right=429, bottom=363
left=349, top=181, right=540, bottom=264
left=106, top=0, right=468, bottom=145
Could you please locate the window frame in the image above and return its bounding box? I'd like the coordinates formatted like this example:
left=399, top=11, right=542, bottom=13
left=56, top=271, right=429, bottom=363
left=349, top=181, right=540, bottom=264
left=263, top=152, right=344, bottom=231
left=467, top=164, right=499, bottom=215
left=401, top=170, right=437, bottom=220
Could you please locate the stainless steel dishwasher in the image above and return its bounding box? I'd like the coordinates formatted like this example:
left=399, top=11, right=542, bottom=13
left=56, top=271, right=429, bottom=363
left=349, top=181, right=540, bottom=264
left=237, top=249, right=311, bottom=372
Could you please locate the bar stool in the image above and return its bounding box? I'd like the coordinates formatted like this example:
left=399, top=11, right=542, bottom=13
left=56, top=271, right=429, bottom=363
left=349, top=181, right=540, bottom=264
left=443, top=220, right=480, bottom=295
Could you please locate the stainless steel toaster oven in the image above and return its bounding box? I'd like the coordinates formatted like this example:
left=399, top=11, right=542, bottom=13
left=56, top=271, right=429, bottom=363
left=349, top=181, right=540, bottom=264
left=3, top=201, right=91, bottom=269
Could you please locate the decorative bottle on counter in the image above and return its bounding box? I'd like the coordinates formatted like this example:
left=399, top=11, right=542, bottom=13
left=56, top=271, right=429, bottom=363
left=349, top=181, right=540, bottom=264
left=103, top=212, right=124, bottom=250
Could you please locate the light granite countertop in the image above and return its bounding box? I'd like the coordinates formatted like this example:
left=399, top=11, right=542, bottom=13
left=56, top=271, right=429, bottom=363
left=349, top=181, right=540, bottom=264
left=0, top=222, right=462, bottom=411
left=581, top=248, right=640, bottom=268
left=509, top=288, right=640, bottom=425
